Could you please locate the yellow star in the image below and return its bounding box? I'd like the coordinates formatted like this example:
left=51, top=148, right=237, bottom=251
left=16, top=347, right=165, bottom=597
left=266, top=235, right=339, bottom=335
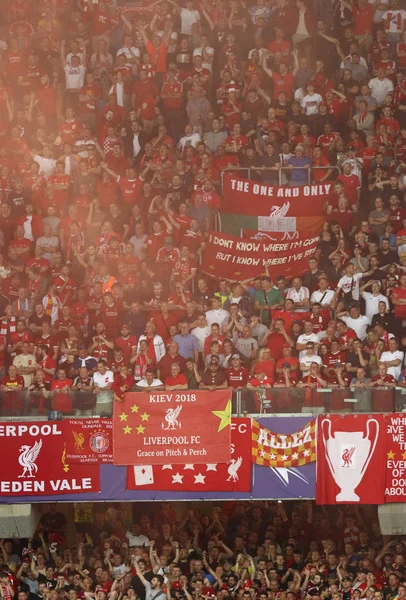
left=212, top=399, right=232, bottom=432
left=387, top=450, right=395, bottom=460
left=123, top=425, right=132, bottom=435
left=402, top=451, right=406, bottom=460
left=136, top=424, right=146, bottom=434
left=119, top=412, right=128, bottom=422
left=141, top=412, right=150, bottom=422
left=130, top=404, right=139, bottom=413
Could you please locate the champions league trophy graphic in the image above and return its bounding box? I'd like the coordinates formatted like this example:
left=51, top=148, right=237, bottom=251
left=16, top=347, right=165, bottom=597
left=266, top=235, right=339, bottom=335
left=321, top=418, right=379, bottom=502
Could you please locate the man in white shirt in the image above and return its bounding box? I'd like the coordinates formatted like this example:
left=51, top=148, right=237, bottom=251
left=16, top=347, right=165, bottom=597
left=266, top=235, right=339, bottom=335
left=339, top=306, right=370, bottom=341
left=286, top=277, right=310, bottom=311
left=296, top=321, right=320, bottom=361
left=380, top=337, right=404, bottom=380
left=335, top=263, right=363, bottom=310
left=126, top=523, right=150, bottom=548
left=177, top=124, right=201, bottom=153
left=135, top=369, right=164, bottom=391
left=191, top=314, right=210, bottom=352
left=301, top=84, right=323, bottom=116
left=193, top=35, right=214, bottom=71
left=368, top=67, right=394, bottom=106
left=299, top=342, right=322, bottom=376
left=93, top=360, right=114, bottom=415
left=205, top=297, right=230, bottom=328
left=361, top=281, right=390, bottom=320
left=310, top=277, right=335, bottom=307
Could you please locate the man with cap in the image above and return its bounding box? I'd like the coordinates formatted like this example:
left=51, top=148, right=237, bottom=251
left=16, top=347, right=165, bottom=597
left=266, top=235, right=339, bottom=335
left=273, top=362, right=296, bottom=388
left=226, top=354, right=249, bottom=389
left=200, top=356, right=228, bottom=390
left=276, top=344, right=299, bottom=383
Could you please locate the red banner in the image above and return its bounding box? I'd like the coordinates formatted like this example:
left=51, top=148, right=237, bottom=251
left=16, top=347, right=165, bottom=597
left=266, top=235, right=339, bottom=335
left=201, top=231, right=319, bottom=281
left=221, top=174, right=331, bottom=221
left=126, top=418, right=251, bottom=491
left=385, top=414, right=406, bottom=502
left=316, top=414, right=386, bottom=505
left=0, top=422, right=100, bottom=496
left=64, top=419, right=112, bottom=464
left=113, top=391, right=232, bottom=466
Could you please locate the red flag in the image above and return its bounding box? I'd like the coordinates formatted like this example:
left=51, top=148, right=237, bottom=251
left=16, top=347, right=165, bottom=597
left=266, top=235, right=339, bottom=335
left=0, top=422, right=100, bottom=496
left=221, top=174, right=331, bottom=220
left=113, top=391, right=232, bottom=466
left=385, top=414, right=406, bottom=502
left=200, top=231, right=320, bottom=281
left=316, top=414, right=386, bottom=505
left=126, top=418, right=251, bottom=491
left=64, top=418, right=113, bottom=463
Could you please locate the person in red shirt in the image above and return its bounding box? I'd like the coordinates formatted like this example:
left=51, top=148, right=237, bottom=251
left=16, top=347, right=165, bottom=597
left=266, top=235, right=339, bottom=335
left=58, top=108, right=83, bottom=145
left=51, top=367, right=73, bottom=413
left=337, top=319, right=358, bottom=351
left=336, top=162, right=361, bottom=209
left=9, top=226, right=31, bottom=258
left=115, top=324, right=137, bottom=366
left=226, top=354, right=249, bottom=389
left=262, top=50, right=299, bottom=101
left=370, top=363, right=396, bottom=387
left=48, top=162, right=71, bottom=211
left=164, top=362, right=188, bottom=390
left=36, top=344, right=56, bottom=384
left=99, top=292, right=121, bottom=337
left=391, top=273, right=406, bottom=320
left=0, top=365, right=24, bottom=413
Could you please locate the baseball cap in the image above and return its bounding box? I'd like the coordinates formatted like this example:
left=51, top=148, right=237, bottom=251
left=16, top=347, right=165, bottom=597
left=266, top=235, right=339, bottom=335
left=282, top=343, right=290, bottom=348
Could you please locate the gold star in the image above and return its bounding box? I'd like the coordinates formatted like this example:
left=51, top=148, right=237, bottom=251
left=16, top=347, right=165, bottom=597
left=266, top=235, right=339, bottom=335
left=130, top=404, right=139, bottom=413
left=212, top=399, right=232, bottom=432
left=387, top=450, right=395, bottom=460
left=141, top=412, right=150, bottom=422
left=123, top=425, right=132, bottom=435
left=119, top=412, right=128, bottom=422
left=136, top=424, right=146, bottom=434
left=402, top=451, right=406, bottom=460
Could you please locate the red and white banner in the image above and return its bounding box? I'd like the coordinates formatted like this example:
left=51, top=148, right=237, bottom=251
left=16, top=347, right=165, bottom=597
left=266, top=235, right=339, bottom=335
left=221, top=174, right=331, bottom=222
left=385, top=414, right=406, bottom=502
left=201, top=231, right=319, bottom=281
left=64, top=419, right=112, bottom=464
left=316, top=414, right=386, bottom=505
left=126, top=418, right=251, bottom=491
left=113, top=391, right=232, bottom=466
left=0, top=422, right=100, bottom=496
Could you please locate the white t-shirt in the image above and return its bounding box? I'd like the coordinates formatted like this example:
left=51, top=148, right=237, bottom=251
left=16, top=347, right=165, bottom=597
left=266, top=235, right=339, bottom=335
left=310, top=289, right=335, bottom=306
left=125, top=531, right=150, bottom=547
left=368, top=77, right=394, bottom=106
left=286, top=286, right=310, bottom=311
left=341, top=315, right=370, bottom=340
left=136, top=378, right=164, bottom=388
left=93, top=369, right=114, bottom=389
left=337, top=272, right=363, bottom=301
left=178, top=133, right=201, bottom=151
left=116, top=46, right=141, bottom=73
left=382, top=9, right=406, bottom=32
left=205, top=308, right=230, bottom=328
left=300, top=353, right=322, bottom=376
left=301, top=93, right=322, bottom=115
left=191, top=325, right=210, bottom=352
left=180, top=8, right=200, bottom=35
left=33, top=155, right=56, bottom=179
left=361, top=292, right=390, bottom=321
left=297, top=333, right=320, bottom=361
left=64, top=64, right=86, bottom=90
left=193, top=46, right=214, bottom=71
left=380, top=350, right=404, bottom=380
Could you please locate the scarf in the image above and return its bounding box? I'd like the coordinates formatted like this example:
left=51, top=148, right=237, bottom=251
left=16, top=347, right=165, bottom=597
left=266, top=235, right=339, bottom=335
left=386, top=10, right=401, bottom=32
left=0, top=317, right=16, bottom=337
left=44, top=294, right=53, bottom=316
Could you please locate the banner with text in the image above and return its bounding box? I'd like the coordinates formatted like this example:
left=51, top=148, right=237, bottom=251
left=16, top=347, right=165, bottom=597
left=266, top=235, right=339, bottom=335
left=0, top=422, right=100, bottom=496
left=252, top=419, right=316, bottom=468
left=385, top=414, right=406, bottom=502
left=64, top=419, right=113, bottom=464
left=222, top=174, right=330, bottom=227
left=201, top=231, right=319, bottom=280
left=126, top=418, right=251, bottom=491
left=316, top=414, right=386, bottom=505
left=113, top=391, right=232, bottom=466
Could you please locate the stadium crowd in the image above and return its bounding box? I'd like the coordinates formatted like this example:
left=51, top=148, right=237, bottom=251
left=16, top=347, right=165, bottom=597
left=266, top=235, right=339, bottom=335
left=0, top=0, right=406, bottom=415
left=0, top=502, right=397, bottom=600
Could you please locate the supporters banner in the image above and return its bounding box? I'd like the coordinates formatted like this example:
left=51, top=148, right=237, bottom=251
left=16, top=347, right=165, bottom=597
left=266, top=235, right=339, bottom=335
left=222, top=174, right=330, bottom=223
left=113, top=391, right=232, bottom=466
left=126, top=418, right=251, bottom=491
left=252, top=419, right=316, bottom=468
left=0, top=422, right=100, bottom=496
left=201, top=231, right=319, bottom=281
left=385, top=414, right=406, bottom=502
left=64, top=419, right=113, bottom=464
left=316, top=414, right=386, bottom=505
